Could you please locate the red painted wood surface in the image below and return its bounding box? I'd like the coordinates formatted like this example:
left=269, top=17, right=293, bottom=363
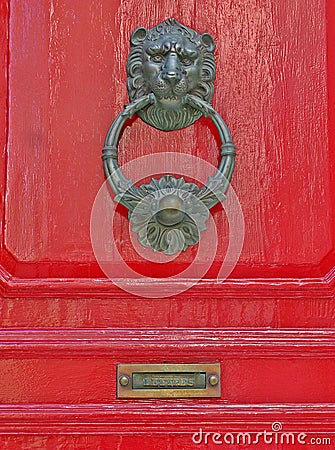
left=2, top=0, right=334, bottom=282
left=0, top=0, right=335, bottom=448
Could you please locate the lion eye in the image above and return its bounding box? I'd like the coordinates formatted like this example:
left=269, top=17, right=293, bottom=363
left=151, top=55, right=164, bottom=63
left=180, top=57, right=193, bottom=66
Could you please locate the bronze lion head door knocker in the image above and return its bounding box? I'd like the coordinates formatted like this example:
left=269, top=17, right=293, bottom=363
left=102, top=18, right=235, bottom=255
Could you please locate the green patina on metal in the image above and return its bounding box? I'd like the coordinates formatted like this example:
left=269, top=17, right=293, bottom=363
left=126, top=18, right=215, bottom=131
left=102, top=19, right=236, bottom=255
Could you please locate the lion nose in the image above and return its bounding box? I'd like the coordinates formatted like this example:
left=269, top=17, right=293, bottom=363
left=162, top=54, right=181, bottom=84
left=163, top=71, right=181, bottom=83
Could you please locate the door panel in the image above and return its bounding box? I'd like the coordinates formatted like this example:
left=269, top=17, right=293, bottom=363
left=2, top=0, right=334, bottom=283
left=1, top=0, right=335, bottom=447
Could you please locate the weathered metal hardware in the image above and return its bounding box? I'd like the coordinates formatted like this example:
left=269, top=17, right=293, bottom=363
left=117, top=363, right=221, bottom=398
left=103, top=18, right=235, bottom=254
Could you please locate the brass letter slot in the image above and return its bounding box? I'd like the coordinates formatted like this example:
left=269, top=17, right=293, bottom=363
left=117, top=363, right=220, bottom=398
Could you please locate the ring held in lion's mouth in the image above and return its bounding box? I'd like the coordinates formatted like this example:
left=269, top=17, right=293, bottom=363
left=102, top=18, right=236, bottom=255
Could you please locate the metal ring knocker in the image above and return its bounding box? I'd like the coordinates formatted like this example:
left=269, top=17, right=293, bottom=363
left=102, top=18, right=235, bottom=255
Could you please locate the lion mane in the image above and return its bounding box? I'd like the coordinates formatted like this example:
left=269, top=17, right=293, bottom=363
left=126, top=18, right=216, bottom=131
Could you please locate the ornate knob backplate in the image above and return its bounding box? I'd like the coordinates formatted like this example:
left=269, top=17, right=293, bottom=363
left=102, top=18, right=235, bottom=255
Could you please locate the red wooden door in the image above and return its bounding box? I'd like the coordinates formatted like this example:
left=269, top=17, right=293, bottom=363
left=1, top=0, right=335, bottom=448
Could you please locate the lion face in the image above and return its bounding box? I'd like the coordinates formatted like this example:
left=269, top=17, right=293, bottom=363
left=142, top=33, right=202, bottom=110
left=126, top=18, right=216, bottom=131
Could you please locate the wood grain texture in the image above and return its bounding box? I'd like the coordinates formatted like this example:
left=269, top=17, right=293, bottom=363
left=0, top=0, right=335, bottom=445
left=0, top=329, right=333, bottom=405
left=0, top=262, right=334, bottom=299
left=1, top=0, right=333, bottom=280
left=0, top=404, right=334, bottom=435
left=0, top=0, right=8, bottom=261
left=1, top=296, right=335, bottom=328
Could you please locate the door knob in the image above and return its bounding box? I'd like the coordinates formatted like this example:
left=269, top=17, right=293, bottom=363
left=102, top=18, right=235, bottom=255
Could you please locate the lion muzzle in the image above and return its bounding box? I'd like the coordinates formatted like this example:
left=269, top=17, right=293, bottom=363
left=161, top=53, right=182, bottom=85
